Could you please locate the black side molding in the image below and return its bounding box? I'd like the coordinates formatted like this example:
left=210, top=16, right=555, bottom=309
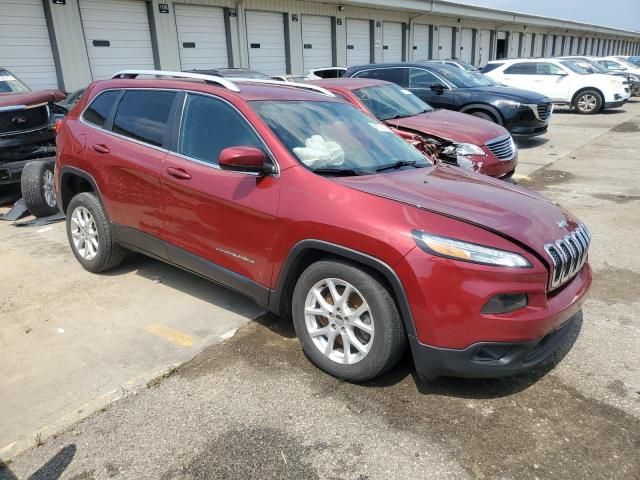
left=269, top=239, right=417, bottom=337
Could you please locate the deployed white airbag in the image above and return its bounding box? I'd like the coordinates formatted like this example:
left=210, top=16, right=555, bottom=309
left=293, top=135, right=345, bottom=168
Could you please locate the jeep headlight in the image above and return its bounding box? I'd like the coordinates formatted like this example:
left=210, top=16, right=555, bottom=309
left=412, top=231, right=531, bottom=267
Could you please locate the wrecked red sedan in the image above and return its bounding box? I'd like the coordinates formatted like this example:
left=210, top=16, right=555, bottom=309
left=311, top=78, right=518, bottom=180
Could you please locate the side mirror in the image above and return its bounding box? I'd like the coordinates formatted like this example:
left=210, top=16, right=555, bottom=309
left=219, top=146, right=270, bottom=175
left=430, top=83, right=446, bottom=93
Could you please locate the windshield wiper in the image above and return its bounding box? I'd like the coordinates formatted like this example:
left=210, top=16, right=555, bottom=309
left=311, top=167, right=370, bottom=176
left=375, top=160, right=418, bottom=172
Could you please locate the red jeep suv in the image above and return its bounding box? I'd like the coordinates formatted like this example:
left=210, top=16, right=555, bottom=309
left=55, top=71, right=592, bottom=381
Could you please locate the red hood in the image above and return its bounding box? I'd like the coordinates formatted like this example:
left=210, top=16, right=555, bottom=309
left=0, top=90, right=66, bottom=108
left=334, top=165, right=581, bottom=255
left=385, top=109, right=508, bottom=145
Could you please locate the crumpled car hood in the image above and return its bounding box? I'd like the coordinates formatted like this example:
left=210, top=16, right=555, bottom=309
left=0, top=90, right=66, bottom=108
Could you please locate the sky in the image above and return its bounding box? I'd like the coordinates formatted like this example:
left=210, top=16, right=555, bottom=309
left=445, top=0, right=640, bottom=32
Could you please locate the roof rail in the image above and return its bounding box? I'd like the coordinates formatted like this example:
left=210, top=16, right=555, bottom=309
left=111, top=70, right=240, bottom=92
left=226, top=77, right=335, bottom=97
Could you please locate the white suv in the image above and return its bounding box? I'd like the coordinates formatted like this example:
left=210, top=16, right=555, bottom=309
left=482, top=58, right=629, bottom=114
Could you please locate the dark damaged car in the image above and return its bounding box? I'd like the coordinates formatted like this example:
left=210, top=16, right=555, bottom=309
left=0, top=68, right=67, bottom=216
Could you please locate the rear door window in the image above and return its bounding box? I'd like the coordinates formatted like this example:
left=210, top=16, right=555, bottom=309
left=354, top=68, right=407, bottom=86
left=408, top=68, right=442, bottom=87
left=504, top=63, right=537, bottom=74
left=112, top=90, right=177, bottom=147
left=177, top=93, right=264, bottom=166
left=83, top=90, right=121, bottom=128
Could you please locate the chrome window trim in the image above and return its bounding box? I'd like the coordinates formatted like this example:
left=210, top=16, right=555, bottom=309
left=79, top=88, right=280, bottom=177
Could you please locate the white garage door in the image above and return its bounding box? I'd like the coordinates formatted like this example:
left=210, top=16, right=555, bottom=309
left=477, top=29, right=491, bottom=66
left=175, top=4, right=228, bottom=71
left=301, top=15, right=333, bottom=72
left=562, top=36, right=571, bottom=55
left=346, top=19, right=371, bottom=66
left=508, top=32, right=520, bottom=58
left=553, top=36, right=562, bottom=56
left=412, top=24, right=430, bottom=61
left=544, top=35, right=553, bottom=57
left=245, top=11, right=287, bottom=76
left=533, top=34, right=543, bottom=57
left=382, top=22, right=403, bottom=62
left=459, top=28, right=473, bottom=63
left=0, top=0, right=58, bottom=89
left=521, top=33, right=532, bottom=57
left=437, top=26, right=452, bottom=59
left=80, top=0, right=155, bottom=80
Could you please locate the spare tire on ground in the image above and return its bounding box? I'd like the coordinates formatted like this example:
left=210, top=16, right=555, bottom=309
left=21, top=160, right=59, bottom=218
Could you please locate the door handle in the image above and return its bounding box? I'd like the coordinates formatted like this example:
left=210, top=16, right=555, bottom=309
left=92, top=144, right=110, bottom=154
left=166, top=167, right=192, bottom=180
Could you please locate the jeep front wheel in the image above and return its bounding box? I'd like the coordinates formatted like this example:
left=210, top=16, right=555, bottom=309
left=292, top=260, right=406, bottom=381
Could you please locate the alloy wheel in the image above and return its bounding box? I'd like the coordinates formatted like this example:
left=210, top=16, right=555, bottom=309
left=577, top=94, right=597, bottom=112
left=70, top=206, right=99, bottom=260
left=43, top=169, right=56, bottom=208
left=304, top=278, right=374, bottom=365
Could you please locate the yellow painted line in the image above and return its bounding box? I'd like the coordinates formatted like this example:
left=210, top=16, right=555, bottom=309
left=143, top=323, right=195, bottom=347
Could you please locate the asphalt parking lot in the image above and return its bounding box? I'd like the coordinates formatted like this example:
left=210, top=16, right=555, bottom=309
left=1, top=101, right=639, bottom=479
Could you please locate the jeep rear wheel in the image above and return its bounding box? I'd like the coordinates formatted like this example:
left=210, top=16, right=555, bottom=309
left=574, top=90, right=603, bottom=114
left=292, top=260, right=406, bottom=381
left=66, top=192, right=124, bottom=273
left=21, top=161, right=58, bottom=218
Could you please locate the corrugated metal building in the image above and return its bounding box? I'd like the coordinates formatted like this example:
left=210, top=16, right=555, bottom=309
left=1, top=0, right=639, bottom=91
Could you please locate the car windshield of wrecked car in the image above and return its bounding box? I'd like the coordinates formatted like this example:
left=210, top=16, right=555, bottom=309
left=0, top=70, right=31, bottom=93
left=353, top=84, right=433, bottom=121
left=250, top=100, right=430, bottom=174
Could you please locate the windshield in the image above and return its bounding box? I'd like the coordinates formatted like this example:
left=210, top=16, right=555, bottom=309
left=250, top=100, right=429, bottom=174
left=455, top=60, right=478, bottom=72
left=471, top=73, right=505, bottom=86
left=430, top=65, right=487, bottom=88
left=560, top=60, right=592, bottom=75
left=0, top=70, right=31, bottom=93
left=578, top=59, right=608, bottom=73
left=616, top=58, right=638, bottom=69
left=627, top=57, right=640, bottom=67
left=353, top=84, right=432, bottom=121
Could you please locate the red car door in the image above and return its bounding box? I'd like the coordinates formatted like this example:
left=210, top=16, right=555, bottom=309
left=84, top=89, right=178, bottom=239
left=160, top=93, right=280, bottom=291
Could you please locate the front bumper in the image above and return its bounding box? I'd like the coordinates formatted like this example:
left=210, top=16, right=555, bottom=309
left=604, top=100, right=626, bottom=109
left=507, top=105, right=551, bottom=137
left=409, top=312, right=579, bottom=379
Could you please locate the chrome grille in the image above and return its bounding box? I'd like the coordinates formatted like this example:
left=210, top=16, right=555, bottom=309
left=544, top=224, right=591, bottom=291
left=536, top=103, right=552, bottom=121
left=485, top=135, right=516, bottom=161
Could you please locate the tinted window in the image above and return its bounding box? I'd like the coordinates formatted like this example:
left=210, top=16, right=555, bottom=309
left=480, top=63, right=504, bottom=73
left=504, top=63, right=537, bottom=74
left=178, top=94, right=263, bottom=165
left=408, top=68, right=441, bottom=88
left=536, top=63, right=565, bottom=75
left=112, top=90, right=176, bottom=147
left=83, top=90, right=120, bottom=128
left=354, top=68, right=406, bottom=86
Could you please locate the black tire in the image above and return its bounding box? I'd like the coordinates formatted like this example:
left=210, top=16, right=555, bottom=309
left=21, top=161, right=58, bottom=218
left=66, top=192, right=124, bottom=273
left=573, top=89, right=603, bottom=114
left=468, top=110, right=497, bottom=123
left=292, top=259, right=407, bottom=382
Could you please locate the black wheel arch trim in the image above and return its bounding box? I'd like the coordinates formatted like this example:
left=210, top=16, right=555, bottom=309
left=58, top=165, right=104, bottom=215
left=268, top=239, right=417, bottom=337
left=459, top=103, right=504, bottom=125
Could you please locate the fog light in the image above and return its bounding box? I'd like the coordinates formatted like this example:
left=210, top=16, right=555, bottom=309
left=481, top=293, right=527, bottom=314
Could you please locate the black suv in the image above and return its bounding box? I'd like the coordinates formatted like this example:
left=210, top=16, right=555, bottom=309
left=344, top=63, right=553, bottom=137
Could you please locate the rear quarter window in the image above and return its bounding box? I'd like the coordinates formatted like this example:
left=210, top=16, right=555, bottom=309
left=112, top=90, right=177, bottom=147
left=480, top=63, right=504, bottom=73
left=83, top=90, right=121, bottom=128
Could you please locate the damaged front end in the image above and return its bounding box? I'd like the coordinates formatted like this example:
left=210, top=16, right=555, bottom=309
left=394, top=128, right=485, bottom=173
